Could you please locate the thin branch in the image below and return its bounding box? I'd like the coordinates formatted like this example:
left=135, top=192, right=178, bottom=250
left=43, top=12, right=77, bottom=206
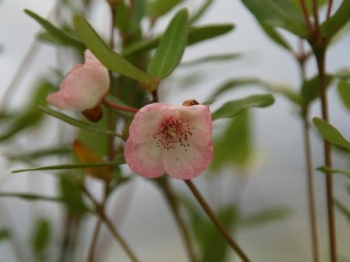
left=326, top=0, right=334, bottom=19
left=103, top=98, right=139, bottom=113
left=299, top=0, right=314, bottom=37
left=158, top=178, right=198, bottom=262
left=185, top=180, right=251, bottom=262
left=311, top=0, right=320, bottom=32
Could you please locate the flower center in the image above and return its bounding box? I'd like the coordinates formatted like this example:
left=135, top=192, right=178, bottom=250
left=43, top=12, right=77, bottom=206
left=152, top=116, right=193, bottom=151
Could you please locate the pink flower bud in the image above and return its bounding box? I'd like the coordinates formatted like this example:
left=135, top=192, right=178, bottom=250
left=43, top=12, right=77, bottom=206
left=47, top=50, right=110, bottom=110
left=124, top=103, right=213, bottom=180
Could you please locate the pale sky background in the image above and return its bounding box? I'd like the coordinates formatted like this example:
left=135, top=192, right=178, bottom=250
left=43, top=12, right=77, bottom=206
left=1, top=0, right=350, bottom=262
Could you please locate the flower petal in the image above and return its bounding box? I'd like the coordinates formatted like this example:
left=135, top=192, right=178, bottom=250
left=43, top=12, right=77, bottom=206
left=124, top=138, right=165, bottom=178
left=46, top=49, right=110, bottom=110
left=162, top=142, right=213, bottom=180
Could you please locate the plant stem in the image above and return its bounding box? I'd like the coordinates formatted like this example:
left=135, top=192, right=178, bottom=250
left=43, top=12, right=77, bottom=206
left=326, top=0, right=334, bottom=19
left=103, top=98, right=139, bottom=113
left=82, top=186, right=139, bottom=262
left=158, top=178, right=198, bottom=262
left=184, top=180, right=251, bottom=262
left=87, top=183, right=109, bottom=262
left=315, top=48, right=337, bottom=262
left=300, top=0, right=314, bottom=36
left=296, top=39, right=320, bottom=262
left=302, top=115, right=320, bottom=262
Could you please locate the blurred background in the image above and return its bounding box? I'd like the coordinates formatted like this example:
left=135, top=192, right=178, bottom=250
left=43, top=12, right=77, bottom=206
left=1, top=0, right=350, bottom=261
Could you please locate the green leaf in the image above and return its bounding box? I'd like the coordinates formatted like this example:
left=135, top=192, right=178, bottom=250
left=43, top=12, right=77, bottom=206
left=259, top=22, right=292, bottom=51
left=211, top=94, right=275, bottom=120
left=181, top=53, right=241, bottom=66
left=211, top=78, right=300, bottom=105
left=24, top=9, right=84, bottom=50
left=337, top=81, right=350, bottom=111
left=211, top=111, right=252, bottom=171
left=321, top=0, right=350, bottom=38
left=335, top=198, right=350, bottom=223
left=317, top=166, right=350, bottom=179
left=73, top=16, right=155, bottom=88
left=147, top=9, right=188, bottom=79
left=123, top=23, right=234, bottom=57
left=240, top=207, right=291, bottom=228
left=0, top=229, right=11, bottom=242
left=146, top=0, right=183, bottom=17
left=241, top=0, right=308, bottom=38
left=313, top=117, right=350, bottom=150
left=334, top=67, right=350, bottom=80
left=59, top=174, right=87, bottom=216
left=39, top=106, right=123, bottom=138
left=11, top=156, right=125, bottom=173
left=115, top=0, right=132, bottom=34
left=301, top=74, right=333, bottom=104
left=292, top=0, right=327, bottom=15
left=31, top=219, right=51, bottom=255
left=189, top=0, right=214, bottom=24
left=0, top=192, right=91, bottom=212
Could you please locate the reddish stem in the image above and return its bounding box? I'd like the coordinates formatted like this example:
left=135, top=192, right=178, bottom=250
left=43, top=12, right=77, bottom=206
left=103, top=98, right=139, bottom=113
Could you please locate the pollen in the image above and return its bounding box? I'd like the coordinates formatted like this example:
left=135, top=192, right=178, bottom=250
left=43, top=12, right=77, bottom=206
left=152, top=116, right=193, bottom=151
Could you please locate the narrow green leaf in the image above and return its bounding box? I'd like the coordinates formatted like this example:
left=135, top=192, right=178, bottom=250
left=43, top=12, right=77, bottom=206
left=187, top=24, right=234, bottom=45
left=301, top=74, right=333, bottom=104
left=337, top=81, right=350, bottom=111
left=123, top=24, right=234, bottom=57
left=334, top=67, right=350, bottom=80
left=73, top=16, right=154, bottom=87
left=189, top=0, right=214, bottom=24
left=242, top=0, right=308, bottom=38
left=24, top=9, right=84, bottom=50
left=259, top=22, right=292, bottom=51
left=147, top=9, right=188, bottom=79
left=0, top=193, right=91, bottom=212
left=240, top=207, right=291, bottom=228
left=146, top=0, right=183, bottom=17
left=0, top=229, right=11, bottom=241
left=335, top=198, right=350, bottom=223
left=313, top=117, right=350, bottom=150
left=211, top=111, right=252, bottom=171
left=321, top=0, right=350, bottom=38
left=59, top=174, right=87, bottom=217
left=211, top=78, right=300, bottom=105
left=31, top=219, right=51, bottom=254
left=212, top=94, right=275, bottom=120
left=317, top=166, right=350, bottom=179
left=181, top=53, right=241, bottom=66
left=11, top=156, right=125, bottom=173
left=39, top=106, right=122, bottom=137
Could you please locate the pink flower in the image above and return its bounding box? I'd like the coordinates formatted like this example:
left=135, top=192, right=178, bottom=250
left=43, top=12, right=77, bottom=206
left=47, top=50, right=110, bottom=110
left=124, top=103, right=213, bottom=180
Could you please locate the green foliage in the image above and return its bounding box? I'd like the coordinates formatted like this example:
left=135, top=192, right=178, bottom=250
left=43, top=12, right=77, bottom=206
left=11, top=155, right=125, bottom=173
left=313, top=117, right=350, bottom=151
left=211, top=111, right=252, bottom=171
left=317, top=167, right=350, bottom=179
left=241, top=0, right=308, bottom=38
left=301, top=75, right=333, bottom=104
left=30, top=219, right=51, bottom=256
left=146, top=0, right=183, bottom=18
left=321, top=0, right=350, bottom=38
left=123, top=24, right=234, bottom=56
left=258, top=22, right=292, bottom=51
left=24, top=9, right=85, bottom=51
left=0, top=229, right=11, bottom=242
left=59, top=174, right=87, bottom=217
left=240, top=207, right=291, bottom=228
left=39, top=106, right=123, bottom=138
left=211, top=94, right=275, bottom=120
left=189, top=0, right=214, bottom=24
left=337, top=81, right=350, bottom=111
left=335, top=198, right=350, bottom=223
left=147, top=9, right=188, bottom=79
left=181, top=53, right=241, bottom=66
left=74, top=16, right=155, bottom=88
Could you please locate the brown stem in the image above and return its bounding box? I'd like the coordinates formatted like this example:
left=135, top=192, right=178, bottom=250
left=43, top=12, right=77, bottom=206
left=185, top=180, right=251, bottom=262
left=315, top=49, right=337, bottom=262
left=302, top=115, right=320, bottom=262
left=311, top=0, right=320, bottom=33
left=103, top=98, right=139, bottom=113
left=82, top=186, right=139, bottom=262
left=299, top=0, right=314, bottom=36
left=326, top=0, right=334, bottom=19
left=158, top=178, right=198, bottom=262
left=87, top=183, right=109, bottom=262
